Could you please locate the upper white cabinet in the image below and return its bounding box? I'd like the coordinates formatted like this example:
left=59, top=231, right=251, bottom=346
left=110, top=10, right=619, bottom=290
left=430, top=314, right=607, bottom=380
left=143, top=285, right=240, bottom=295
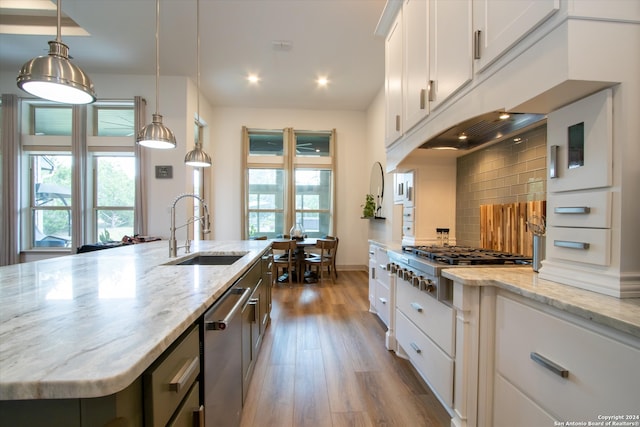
left=385, top=0, right=473, bottom=146
left=385, top=12, right=404, bottom=146
left=473, top=0, right=560, bottom=72
left=547, top=89, right=613, bottom=193
left=403, top=0, right=430, bottom=132
left=429, top=0, right=473, bottom=110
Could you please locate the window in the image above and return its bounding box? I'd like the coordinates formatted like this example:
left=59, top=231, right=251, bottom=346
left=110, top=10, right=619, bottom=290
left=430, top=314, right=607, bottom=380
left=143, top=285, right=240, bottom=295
left=21, top=100, right=137, bottom=251
left=94, top=155, right=135, bottom=242
left=243, top=127, right=335, bottom=239
left=31, top=154, right=73, bottom=248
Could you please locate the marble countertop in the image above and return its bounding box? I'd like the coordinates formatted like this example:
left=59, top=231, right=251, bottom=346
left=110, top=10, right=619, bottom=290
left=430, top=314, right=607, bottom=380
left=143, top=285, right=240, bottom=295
left=0, top=240, right=270, bottom=400
left=442, top=267, right=640, bottom=339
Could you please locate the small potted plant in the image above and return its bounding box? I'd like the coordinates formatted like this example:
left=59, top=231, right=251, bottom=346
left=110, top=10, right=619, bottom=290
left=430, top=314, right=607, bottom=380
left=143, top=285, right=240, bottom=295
left=362, top=194, right=376, bottom=218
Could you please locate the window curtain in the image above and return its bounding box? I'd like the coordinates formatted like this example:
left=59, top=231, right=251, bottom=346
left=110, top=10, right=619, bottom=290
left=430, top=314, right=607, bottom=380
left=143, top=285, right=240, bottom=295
left=71, top=105, right=87, bottom=252
left=134, top=96, right=147, bottom=236
left=1, top=94, right=20, bottom=266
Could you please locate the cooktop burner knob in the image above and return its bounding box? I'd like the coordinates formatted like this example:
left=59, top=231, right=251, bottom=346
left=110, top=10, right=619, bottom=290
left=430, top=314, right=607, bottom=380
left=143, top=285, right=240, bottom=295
left=425, top=279, right=436, bottom=293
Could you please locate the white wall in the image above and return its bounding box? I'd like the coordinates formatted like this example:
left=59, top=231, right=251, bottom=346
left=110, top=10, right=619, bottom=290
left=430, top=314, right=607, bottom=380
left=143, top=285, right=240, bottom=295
left=209, top=106, right=368, bottom=269
left=365, top=87, right=401, bottom=245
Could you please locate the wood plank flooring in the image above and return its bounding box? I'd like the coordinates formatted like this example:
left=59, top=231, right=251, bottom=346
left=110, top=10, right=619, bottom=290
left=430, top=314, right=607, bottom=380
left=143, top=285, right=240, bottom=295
left=240, top=270, right=451, bottom=427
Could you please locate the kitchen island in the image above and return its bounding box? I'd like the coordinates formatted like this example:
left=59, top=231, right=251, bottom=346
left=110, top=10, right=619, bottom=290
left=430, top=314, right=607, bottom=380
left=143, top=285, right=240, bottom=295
left=0, top=240, right=270, bottom=424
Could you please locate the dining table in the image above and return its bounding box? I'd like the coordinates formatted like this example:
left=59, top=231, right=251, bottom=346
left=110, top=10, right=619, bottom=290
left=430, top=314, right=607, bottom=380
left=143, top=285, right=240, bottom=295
left=271, top=237, right=319, bottom=282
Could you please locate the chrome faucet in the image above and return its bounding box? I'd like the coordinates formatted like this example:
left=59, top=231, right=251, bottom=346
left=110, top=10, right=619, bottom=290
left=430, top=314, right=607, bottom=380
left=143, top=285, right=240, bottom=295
left=170, top=193, right=211, bottom=257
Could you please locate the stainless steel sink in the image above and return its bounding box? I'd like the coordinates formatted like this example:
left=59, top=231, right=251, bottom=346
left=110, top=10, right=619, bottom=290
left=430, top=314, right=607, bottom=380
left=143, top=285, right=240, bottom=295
left=173, top=254, right=245, bottom=266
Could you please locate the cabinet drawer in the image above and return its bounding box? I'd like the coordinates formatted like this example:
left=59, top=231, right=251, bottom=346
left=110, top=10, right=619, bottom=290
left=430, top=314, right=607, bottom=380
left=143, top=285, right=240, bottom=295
left=547, top=190, right=611, bottom=228
left=402, top=207, right=414, bottom=222
left=547, top=227, right=610, bottom=265
left=167, top=381, right=201, bottom=427
left=493, top=374, right=555, bottom=427
left=396, top=280, right=454, bottom=356
left=375, top=280, right=391, bottom=327
left=495, top=295, right=640, bottom=420
left=144, top=325, right=201, bottom=427
left=396, top=310, right=454, bottom=408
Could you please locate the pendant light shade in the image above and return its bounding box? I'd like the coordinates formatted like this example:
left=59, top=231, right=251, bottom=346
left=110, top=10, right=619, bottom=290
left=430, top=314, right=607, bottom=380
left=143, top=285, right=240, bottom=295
left=136, top=0, right=176, bottom=149
left=185, top=145, right=212, bottom=167
left=16, top=1, right=96, bottom=104
left=138, top=113, right=177, bottom=149
left=184, top=0, right=212, bottom=167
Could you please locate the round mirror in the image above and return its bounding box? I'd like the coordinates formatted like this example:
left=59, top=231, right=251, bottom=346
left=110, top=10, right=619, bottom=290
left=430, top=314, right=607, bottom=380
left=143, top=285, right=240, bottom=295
left=369, top=161, right=384, bottom=212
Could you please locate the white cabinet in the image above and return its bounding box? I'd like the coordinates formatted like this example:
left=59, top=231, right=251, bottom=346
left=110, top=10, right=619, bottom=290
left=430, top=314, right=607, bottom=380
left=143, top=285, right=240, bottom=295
left=547, top=89, right=613, bottom=193
left=385, top=0, right=473, bottom=146
left=540, top=89, right=618, bottom=296
left=428, top=0, right=473, bottom=110
left=403, top=0, right=429, bottom=132
left=395, top=274, right=455, bottom=409
left=385, top=12, right=403, bottom=146
left=493, top=294, right=640, bottom=424
left=473, top=0, right=560, bottom=72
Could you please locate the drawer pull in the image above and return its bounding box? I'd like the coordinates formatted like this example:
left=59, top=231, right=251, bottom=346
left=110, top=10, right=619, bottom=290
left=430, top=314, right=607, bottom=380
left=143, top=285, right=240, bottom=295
left=193, top=405, right=205, bottom=427
left=410, top=302, right=423, bottom=312
left=379, top=263, right=387, bottom=271
left=549, top=145, right=559, bottom=178
left=554, top=206, right=591, bottom=214
left=410, top=342, right=422, bottom=354
left=169, top=356, right=200, bottom=393
left=378, top=297, right=387, bottom=305
left=530, top=352, right=569, bottom=378
left=554, top=240, right=590, bottom=250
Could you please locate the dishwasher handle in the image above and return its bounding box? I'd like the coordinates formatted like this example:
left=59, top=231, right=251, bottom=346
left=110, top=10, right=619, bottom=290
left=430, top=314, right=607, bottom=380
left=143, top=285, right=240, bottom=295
left=205, top=287, right=252, bottom=331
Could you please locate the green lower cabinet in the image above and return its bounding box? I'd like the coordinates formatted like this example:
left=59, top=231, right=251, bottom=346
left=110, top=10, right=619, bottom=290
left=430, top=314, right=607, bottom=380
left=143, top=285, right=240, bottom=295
left=0, top=378, right=143, bottom=427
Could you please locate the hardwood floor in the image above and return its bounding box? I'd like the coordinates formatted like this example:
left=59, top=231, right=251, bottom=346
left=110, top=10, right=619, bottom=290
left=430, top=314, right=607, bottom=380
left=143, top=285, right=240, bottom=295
left=240, top=270, right=451, bottom=427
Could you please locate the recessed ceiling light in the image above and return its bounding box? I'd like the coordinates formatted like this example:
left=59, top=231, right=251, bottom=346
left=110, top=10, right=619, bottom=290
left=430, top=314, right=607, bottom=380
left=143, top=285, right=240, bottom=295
left=317, top=77, right=329, bottom=87
left=247, top=74, right=260, bottom=84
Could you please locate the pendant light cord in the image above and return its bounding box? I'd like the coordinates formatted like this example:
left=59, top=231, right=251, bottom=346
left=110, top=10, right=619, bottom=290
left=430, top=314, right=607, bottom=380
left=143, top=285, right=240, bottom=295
left=56, top=0, right=62, bottom=43
left=196, top=0, right=201, bottom=148
left=155, top=0, right=160, bottom=115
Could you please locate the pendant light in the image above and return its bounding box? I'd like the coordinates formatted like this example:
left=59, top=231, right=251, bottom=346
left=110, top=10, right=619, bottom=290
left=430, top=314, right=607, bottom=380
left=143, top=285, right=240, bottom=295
left=16, top=0, right=96, bottom=104
left=137, top=0, right=176, bottom=149
left=185, top=0, right=212, bottom=167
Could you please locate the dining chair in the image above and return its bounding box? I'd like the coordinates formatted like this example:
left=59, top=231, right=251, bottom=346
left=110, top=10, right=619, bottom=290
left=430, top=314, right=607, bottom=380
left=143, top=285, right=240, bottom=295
left=303, top=238, right=337, bottom=283
left=306, top=236, right=339, bottom=279
left=271, top=240, right=297, bottom=286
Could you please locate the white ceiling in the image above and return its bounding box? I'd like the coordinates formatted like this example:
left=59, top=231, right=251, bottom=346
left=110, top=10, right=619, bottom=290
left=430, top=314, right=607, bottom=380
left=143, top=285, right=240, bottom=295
left=0, top=0, right=387, bottom=111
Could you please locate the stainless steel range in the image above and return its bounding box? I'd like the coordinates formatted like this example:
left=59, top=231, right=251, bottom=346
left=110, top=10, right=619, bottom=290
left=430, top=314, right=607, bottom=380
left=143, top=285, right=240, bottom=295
left=388, top=245, right=532, bottom=305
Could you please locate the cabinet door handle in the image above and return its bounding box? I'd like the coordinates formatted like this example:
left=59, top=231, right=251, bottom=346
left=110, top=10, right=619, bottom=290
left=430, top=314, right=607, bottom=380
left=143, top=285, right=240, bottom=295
left=406, top=186, right=412, bottom=201
left=420, top=88, right=426, bottom=110
left=473, top=30, right=482, bottom=59
left=549, top=145, right=559, bottom=178
left=428, top=80, right=435, bottom=102
left=554, top=206, right=591, bottom=214
left=410, top=342, right=422, bottom=354
left=395, top=115, right=401, bottom=131
left=378, top=297, right=387, bottom=305
left=193, top=405, right=205, bottom=427
left=371, top=267, right=376, bottom=280
left=249, top=298, right=259, bottom=322
left=410, top=302, right=423, bottom=312
left=530, top=352, right=569, bottom=378
left=554, top=240, right=590, bottom=250
left=169, top=356, right=200, bottom=393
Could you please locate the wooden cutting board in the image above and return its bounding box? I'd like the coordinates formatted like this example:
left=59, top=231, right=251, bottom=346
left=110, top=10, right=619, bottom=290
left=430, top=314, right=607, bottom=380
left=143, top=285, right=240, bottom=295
left=480, top=201, right=546, bottom=257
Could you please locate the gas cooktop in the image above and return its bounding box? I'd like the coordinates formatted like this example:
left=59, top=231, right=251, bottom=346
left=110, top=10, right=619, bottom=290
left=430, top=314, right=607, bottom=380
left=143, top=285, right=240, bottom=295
left=402, top=245, right=532, bottom=266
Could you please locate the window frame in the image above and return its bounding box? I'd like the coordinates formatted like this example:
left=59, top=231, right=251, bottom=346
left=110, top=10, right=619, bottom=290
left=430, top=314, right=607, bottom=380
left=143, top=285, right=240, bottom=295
left=242, top=127, right=336, bottom=239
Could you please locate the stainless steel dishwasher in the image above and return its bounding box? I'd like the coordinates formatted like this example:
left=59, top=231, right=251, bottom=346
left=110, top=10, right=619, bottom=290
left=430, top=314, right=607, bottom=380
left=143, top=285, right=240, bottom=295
left=203, top=285, right=252, bottom=427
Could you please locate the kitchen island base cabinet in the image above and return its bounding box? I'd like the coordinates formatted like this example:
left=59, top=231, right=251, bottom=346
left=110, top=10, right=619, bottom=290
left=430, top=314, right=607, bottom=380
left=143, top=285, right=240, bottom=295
left=0, top=379, right=143, bottom=427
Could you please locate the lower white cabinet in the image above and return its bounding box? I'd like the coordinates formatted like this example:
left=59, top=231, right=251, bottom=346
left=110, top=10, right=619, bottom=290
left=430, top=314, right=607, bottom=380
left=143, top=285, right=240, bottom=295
left=395, top=277, right=455, bottom=410
left=493, top=294, right=640, bottom=424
